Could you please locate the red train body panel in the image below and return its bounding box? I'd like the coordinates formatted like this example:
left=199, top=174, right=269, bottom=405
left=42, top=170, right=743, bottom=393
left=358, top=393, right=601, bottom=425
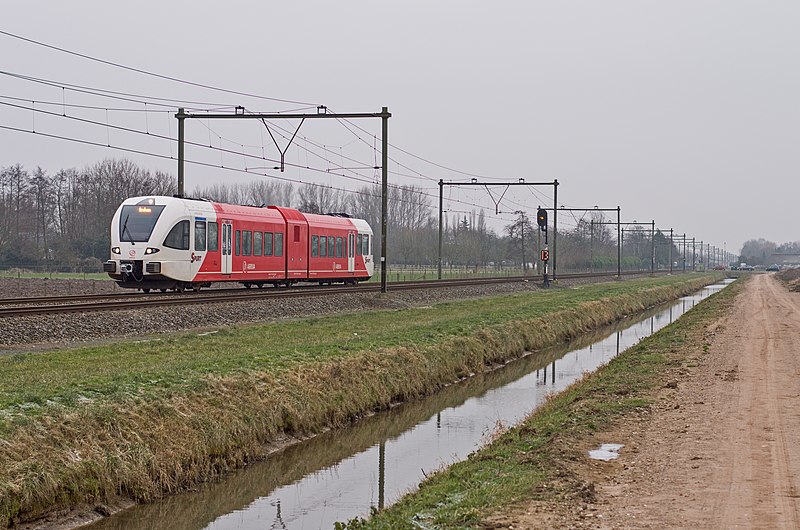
left=104, top=196, right=374, bottom=291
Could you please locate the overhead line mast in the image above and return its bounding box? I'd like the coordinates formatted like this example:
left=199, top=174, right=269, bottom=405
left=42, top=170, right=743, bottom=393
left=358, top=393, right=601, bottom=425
left=176, top=106, right=393, bottom=292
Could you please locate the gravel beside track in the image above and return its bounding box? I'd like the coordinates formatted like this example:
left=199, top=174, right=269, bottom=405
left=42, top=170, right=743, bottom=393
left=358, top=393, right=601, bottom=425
left=0, top=275, right=616, bottom=350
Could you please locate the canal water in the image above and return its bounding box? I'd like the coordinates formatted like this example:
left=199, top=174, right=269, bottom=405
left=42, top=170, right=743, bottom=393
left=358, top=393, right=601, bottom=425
left=89, top=279, right=733, bottom=530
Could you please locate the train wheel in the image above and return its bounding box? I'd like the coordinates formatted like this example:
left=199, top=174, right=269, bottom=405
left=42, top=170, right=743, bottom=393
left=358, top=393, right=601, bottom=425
left=193, top=284, right=202, bottom=293
left=244, top=282, right=252, bottom=289
left=160, top=289, right=167, bottom=293
left=175, top=285, right=185, bottom=293
left=257, top=283, right=264, bottom=289
left=142, top=288, right=151, bottom=293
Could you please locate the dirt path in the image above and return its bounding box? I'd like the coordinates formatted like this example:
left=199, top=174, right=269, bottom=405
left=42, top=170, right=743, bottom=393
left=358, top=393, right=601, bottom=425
left=511, top=274, right=800, bottom=528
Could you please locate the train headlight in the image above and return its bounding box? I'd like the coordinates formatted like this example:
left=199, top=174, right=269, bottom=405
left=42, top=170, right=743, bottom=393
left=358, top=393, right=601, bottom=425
left=112, top=247, right=121, bottom=254
left=144, top=247, right=160, bottom=255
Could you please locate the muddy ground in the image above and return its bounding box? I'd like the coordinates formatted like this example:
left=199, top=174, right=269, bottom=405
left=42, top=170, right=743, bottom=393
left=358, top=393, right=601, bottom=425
left=506, top=273, right=800, bottom=528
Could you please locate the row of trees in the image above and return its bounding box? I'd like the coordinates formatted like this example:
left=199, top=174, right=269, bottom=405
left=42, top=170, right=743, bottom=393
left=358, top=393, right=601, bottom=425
left=739, top=239, right=800, bottom=266
left=0, top=160, right=175, bottom=270
left=2, top=158, right=691, bottom=273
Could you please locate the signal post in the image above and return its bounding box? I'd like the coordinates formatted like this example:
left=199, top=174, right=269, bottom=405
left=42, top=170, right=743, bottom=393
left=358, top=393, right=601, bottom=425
left=537, top=207, right=550, bottom=287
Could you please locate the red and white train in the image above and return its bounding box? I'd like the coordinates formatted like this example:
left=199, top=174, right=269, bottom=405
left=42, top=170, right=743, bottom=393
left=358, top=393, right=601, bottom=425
left=104, top=196, right=374, bottom=292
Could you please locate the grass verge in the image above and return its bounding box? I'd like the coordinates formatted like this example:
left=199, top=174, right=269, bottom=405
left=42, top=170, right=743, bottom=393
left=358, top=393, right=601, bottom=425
left=0, top=273, right=722, bottom=527
left=338, top=276, right=740, bottom=529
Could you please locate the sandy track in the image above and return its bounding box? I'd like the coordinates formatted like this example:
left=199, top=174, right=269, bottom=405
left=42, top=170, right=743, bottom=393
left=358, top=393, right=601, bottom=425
left=507, top=274, right=800, bottom=529
left=586, top=274, right=800, bottom=528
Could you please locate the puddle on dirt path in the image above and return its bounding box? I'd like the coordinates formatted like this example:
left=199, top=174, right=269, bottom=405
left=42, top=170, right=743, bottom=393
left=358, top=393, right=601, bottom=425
left=589, top=443, right=625, bottom=461
left=89, top=279, right=733, bottom=530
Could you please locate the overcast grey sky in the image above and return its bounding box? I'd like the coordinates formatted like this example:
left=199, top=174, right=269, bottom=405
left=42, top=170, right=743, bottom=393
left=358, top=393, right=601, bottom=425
left=3, top=1, right=799, bottom=253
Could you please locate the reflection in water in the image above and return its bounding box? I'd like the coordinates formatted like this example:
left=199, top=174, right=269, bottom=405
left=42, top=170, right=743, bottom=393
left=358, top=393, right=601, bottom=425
left=90, top=281, right=732, bottom=530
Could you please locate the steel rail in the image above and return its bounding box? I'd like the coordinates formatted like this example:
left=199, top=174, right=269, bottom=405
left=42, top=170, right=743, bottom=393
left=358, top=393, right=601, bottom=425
left=0, top=270, right=678, bottom=318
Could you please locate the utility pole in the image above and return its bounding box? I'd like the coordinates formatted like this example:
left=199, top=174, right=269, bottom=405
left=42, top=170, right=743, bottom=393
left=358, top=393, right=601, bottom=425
left=438, top=179, right=443, bottom=279
left=669, top=228, right=673, bottom=274
left=175, top=106, right=392, bottom=292
left=683, top=234, right=687, bottom=272
left=651, top=220, right=656, bottom=275
left=380, top=108, right=389, bottom=293
left=553, top=180, right=559, bottom=279
left=437, top=179, right=558, bottom=280
left=521, top=212, right=526, bottom=273
left=177, top=107, right=186, bottom=197
left=617, top=206, right=622, bottom=279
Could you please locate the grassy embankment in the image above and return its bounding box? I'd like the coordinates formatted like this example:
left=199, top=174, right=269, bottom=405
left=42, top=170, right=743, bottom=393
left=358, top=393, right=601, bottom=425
left=0, top=273, right=722, bottom=527
left=340, top=276, right=740, bottom=529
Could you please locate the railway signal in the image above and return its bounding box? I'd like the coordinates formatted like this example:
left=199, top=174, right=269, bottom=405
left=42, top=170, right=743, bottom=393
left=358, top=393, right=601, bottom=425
left=537, top=208, right=548, bottom=230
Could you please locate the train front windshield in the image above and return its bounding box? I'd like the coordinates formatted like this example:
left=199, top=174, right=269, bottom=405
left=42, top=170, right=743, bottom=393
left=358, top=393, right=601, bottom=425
left=119, top=204, right=166, bottom=242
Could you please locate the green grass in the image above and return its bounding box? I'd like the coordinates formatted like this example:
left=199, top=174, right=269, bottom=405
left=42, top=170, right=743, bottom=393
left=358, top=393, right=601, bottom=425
left=341, top=276, right=740, bottom=529
left=0, top=274, right=713, bottom=412
left=0, top=273, right=723, bottom=527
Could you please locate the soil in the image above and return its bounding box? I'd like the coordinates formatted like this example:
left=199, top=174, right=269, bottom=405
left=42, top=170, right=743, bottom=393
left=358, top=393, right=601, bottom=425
left=504, top=273, right=800, bottom=528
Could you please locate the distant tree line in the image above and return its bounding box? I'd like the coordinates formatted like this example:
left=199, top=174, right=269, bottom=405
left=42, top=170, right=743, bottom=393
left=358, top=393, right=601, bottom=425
left=739, top=238, right=800, bottom=266
left=0, top=158, right=684, bottom=273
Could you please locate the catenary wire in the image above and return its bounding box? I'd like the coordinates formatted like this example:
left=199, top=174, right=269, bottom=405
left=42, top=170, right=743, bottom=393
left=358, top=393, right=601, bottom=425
left=0, top=29, right=319, bottom=106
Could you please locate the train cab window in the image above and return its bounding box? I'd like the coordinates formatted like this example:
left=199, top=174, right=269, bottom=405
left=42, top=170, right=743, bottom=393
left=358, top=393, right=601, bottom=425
left=235, top=230, right=241, bottom=256
left=335, top=237, right=343, bottom=258
left=320, top=236, right=327, bottom=257
left=294, top=225, right=301, bottom=242
left=195, top=220, right=207, bottom=252
left=254, top=231, right=263, bottom=256
left=264, top=232, right=273, bottom=256
left=327, top=236, right=335, bottom=258
left=311, top=235, right=319, bottom=257
left=274, top=232, right=284, bottom=257
left=362, top=234, right=370, bottom=256
left=207, top=222, right=219, bottom=252
left=242, top=230, right=252, bottom=256
left=356, top=234, right=363, bottom=256
left=163, top=220, right=190, bottom=250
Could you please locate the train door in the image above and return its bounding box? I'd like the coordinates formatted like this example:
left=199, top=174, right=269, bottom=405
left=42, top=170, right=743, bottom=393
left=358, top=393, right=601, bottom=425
left=221, top=222, right=232, bottom=274
left=285, top=221, right=309, bottom=279
left=348, top=232, right=355, bottom=272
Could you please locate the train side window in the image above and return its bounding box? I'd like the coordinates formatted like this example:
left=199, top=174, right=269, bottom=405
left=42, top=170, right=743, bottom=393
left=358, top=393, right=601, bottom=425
left=356, top=234, right=362, bottom=256
left=254, top=231, right=263, bottom=256
left=335, top=237, right=343, bottom=258
left=320, top=236, right=327, bottom=257
left=294, top=225, right=301, bottom=242
left=235, top=230, right=241, bottom=256
left=327, top=236, right=335, bottom=258
left=194, top=220, right=207, bottom=251
left=348, top=234, right=354, bottom=258
left=164, top=220, right=190, bottom=250
left=311, top=235, right=319, bottom=257
left=242, top=230, right=252, bottom=256
left=264, top=232, right=273, bottom=256
left=274, top=232, right=284, bottom=257
left=207, top=222, right=219, bottom=252
left=363, top=234, right=370, bottom=255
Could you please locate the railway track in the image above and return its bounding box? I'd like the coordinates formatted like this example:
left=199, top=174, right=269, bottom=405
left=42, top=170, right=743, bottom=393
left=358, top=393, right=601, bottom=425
left=0, top=270, right=671, bottom=318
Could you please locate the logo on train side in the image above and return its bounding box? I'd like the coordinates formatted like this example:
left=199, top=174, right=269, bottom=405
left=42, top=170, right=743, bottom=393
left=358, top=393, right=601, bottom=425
left=191, top=252, right=203, bottom=263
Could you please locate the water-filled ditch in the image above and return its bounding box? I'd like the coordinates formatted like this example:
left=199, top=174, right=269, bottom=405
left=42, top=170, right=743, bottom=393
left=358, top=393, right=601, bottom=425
left=89, top=279, right=733, bottom=530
